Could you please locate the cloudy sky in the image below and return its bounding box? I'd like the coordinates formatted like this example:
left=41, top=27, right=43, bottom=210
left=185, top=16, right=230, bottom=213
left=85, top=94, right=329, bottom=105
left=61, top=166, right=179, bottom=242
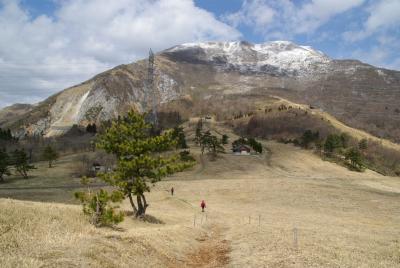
left=0, top=0, right=399, bottom=108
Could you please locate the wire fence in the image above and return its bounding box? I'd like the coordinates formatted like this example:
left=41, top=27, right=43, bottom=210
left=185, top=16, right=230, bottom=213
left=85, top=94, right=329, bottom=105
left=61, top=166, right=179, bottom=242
left=190, top=211, right=301, bottom=251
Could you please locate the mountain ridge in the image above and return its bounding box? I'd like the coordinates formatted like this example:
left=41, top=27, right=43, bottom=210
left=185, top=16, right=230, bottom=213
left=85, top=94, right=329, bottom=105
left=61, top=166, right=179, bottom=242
left=1, top=40, right=399, bottom=143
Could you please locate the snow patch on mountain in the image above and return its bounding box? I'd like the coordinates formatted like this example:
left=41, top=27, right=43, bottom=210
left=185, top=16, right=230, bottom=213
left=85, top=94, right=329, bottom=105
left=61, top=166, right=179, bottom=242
left=167, top=41, right=331, bottom=76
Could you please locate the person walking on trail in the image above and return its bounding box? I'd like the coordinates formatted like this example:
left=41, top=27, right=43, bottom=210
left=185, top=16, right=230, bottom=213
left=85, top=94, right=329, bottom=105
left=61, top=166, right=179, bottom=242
left=171, top=187, right=174, bottom=196
left=200, top=200, right=206, bottom=212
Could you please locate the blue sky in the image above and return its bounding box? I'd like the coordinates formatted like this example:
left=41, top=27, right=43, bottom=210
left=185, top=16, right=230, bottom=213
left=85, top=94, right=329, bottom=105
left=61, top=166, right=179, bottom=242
left=0, top=0, right=399, bottom=107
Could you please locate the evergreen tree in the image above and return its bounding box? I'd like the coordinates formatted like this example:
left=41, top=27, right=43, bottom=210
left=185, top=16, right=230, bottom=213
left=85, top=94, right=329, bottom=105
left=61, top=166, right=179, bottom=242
left=248, top=138, right=263, bottom=153
left=86, top=123, right=97, bottom=134
left=221, top=134, right=229, bottom=145
left=208, top=135, right=225, bottom=159
left=199, top=131, right=225, bottom=159
left=324, top=134, right=343, bottom=155
left=200, top=130, right=212, bottom=155
left=75, top=177, right=124, bottom=227
left=92, top=123, right=97, bottom=134
left=345, top=147, right=364, bottom=171
left=359, top=139, right=368, bottom=150
left=171, top=127, right=188, bottom=149
left=195, top=119, right=203, bottom=145
left=42, top=145, right=59, bottom=168
left=12, top=149, right=35, bottom=179
left=97, top=111, right=195, bottom=217
left=301, top=130, right=319, bottom=149
left=0, top=128, right=14, bottom=141
left=0, top=149, right=11, bottom=182
left=340, top=133, right=350, bottom=148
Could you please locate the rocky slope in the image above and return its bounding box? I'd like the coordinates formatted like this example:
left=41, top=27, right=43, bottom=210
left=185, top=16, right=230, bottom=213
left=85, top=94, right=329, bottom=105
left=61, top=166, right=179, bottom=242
left=1, top=41, right=399, bottom=142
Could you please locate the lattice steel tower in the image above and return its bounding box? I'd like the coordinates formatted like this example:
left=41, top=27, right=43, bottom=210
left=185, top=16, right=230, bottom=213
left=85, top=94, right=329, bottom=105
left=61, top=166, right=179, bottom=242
left=145, top=48, right=158, bottom=126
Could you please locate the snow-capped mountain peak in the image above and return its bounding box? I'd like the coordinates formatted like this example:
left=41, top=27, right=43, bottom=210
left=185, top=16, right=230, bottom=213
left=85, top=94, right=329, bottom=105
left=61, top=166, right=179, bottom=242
left=165, top=41, right=330, bottom=76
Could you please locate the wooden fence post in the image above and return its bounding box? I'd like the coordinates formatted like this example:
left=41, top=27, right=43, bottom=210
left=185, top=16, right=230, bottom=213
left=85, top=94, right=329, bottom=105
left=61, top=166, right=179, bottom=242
left=293, top=227, right=298, bottom=250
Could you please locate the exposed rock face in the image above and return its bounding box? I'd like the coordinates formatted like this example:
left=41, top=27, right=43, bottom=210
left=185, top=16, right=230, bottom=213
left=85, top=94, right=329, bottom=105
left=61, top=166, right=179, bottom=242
left=1, top=41, right=400, bottom=142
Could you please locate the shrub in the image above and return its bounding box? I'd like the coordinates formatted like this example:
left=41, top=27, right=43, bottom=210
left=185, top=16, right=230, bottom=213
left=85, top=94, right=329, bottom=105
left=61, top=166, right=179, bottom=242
left=75, top=177, right=124, bottom=227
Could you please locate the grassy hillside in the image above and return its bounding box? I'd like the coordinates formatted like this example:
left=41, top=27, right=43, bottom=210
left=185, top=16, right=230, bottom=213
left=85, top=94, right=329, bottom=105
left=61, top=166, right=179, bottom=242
left=1, top=121, right=400, bottom=267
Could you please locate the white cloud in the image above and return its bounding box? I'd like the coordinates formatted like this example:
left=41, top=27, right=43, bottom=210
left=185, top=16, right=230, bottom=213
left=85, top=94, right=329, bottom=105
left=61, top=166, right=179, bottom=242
left=343, top=0, right=400, bottom=42
left=0, top=0, right=240, bottom=108
left=365, top=0, right=400, bottom=32
left=223, top=0, right=275, bottom=33
left=341, top=0, right=400, bottom=69
left=223, top=0, right=365, bottom=38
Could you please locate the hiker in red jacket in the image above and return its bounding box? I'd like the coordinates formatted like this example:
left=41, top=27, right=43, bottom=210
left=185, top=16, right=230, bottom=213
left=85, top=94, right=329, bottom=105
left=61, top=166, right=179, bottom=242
left=200, top=200, right=206, bottom=212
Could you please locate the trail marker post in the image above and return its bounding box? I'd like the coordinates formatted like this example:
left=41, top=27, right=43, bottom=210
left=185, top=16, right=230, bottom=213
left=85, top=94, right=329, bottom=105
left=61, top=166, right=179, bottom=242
left=293, top=227, right=298, bottom=251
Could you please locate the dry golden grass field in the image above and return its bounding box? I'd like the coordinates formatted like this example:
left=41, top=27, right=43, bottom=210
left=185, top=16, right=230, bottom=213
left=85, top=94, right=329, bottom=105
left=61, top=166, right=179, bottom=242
left=1, top=121, right=400, bottom=267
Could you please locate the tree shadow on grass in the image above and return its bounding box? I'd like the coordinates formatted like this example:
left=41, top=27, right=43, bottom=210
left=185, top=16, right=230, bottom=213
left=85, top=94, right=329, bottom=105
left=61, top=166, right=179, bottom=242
left=124, top=211, right=165, bottom=224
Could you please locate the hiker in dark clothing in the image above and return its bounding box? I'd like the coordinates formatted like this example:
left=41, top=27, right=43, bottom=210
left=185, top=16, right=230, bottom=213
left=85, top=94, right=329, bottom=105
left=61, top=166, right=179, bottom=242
left=171, top=187, right=174, bottom=196
left=201, top=200, right=206, bottom=212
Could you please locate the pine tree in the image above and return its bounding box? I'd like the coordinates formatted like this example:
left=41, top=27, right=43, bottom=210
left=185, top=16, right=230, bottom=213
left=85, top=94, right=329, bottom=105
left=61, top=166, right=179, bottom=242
left=92, top=123, right=97, bottom=134
left=172, top=127, right=188, bottom=149
left=12, top=149, right=35, bottom=179
left=199, top=130, right=212, bottom=155
left=75, top=177, right=124, bottom=227
left=96, top=111, right=195, bottom=217
left=42, top=145, right=59, bottom=168
left=359, top=139, right=368, bottom=150
left=324, top=134, right=343, bottom=155
left=221, top=134, right=229, bottom=145
left=248, top=138, right=263, bottom=153
left=300, top=130, right=319, bottom=149
left=86, top=123, right=97, bottom=134
left=195, top=119, right=203, bottom=145
left=0, top=149, right=11, bottom=182
left=345, top=147, right=364, bottom=171
left=208, top=135, right=225, bottom=159
left=0, top=128, right=14, bottom=141
left=340, top=133, right=350, bottom=148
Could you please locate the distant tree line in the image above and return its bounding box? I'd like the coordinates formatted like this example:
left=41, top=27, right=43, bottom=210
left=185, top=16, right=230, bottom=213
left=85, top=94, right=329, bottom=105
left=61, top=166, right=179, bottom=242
left=0, top=148, right=36, bottom=181
left=0, top=128, right=14, bottom=141
left=86, top=123, right=97, bottom=134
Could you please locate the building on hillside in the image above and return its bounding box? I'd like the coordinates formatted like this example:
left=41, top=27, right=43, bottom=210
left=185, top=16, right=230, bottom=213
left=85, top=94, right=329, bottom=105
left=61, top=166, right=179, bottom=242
left=232, top=144, right=251, bottom=155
